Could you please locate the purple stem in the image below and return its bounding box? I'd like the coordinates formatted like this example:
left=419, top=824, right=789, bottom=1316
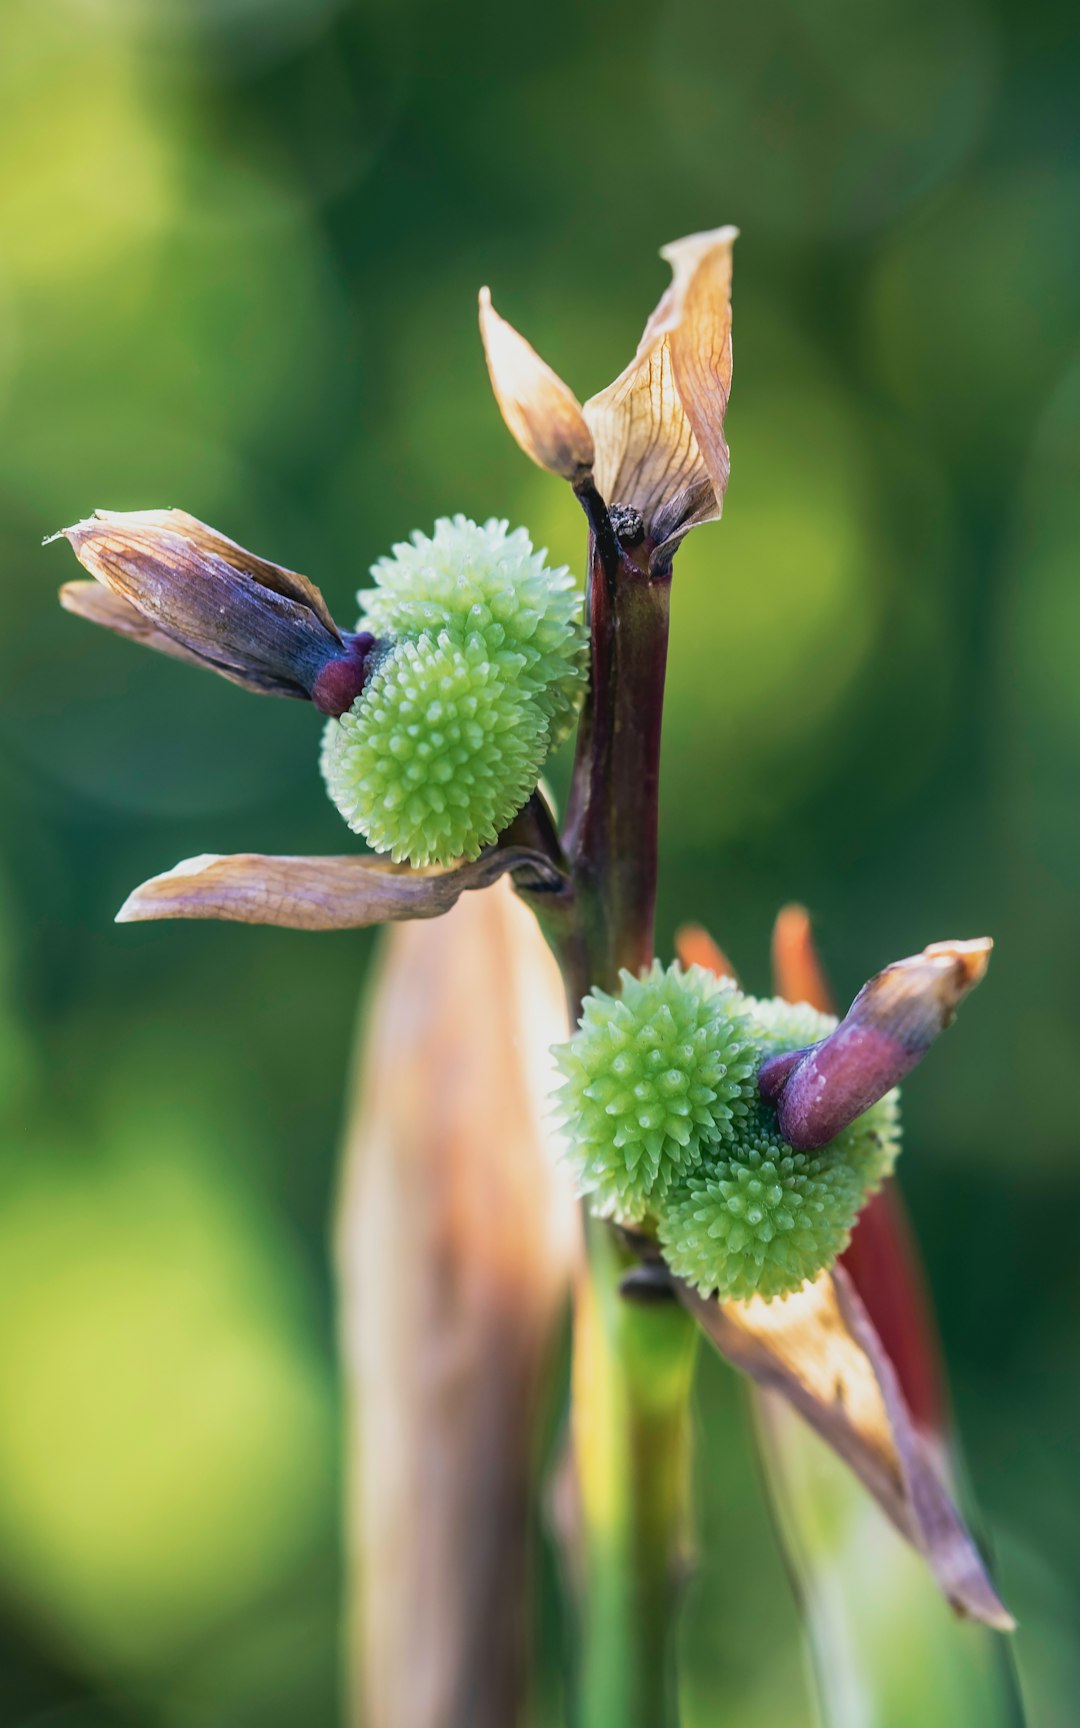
left=564, top=485, right=671, bottom=991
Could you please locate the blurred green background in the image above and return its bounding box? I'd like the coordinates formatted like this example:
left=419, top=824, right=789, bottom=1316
left=0, top=0, right=1078, bottom=1721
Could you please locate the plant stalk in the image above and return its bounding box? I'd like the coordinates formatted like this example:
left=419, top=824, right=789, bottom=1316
left=564, top=503, right=672, bottom=983
left=572, top=1222, right=698, bottom=1728
left=553, top=493, right=691, bottom=1728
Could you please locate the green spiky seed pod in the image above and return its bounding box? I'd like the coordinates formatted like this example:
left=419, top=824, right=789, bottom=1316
left=553, top=962, right=757, bottom=1222
left=658, top=1100, right=871, bottom=1303
left=357, top=516, right=587, bottom=744
left=321, top=630, right=548, bottom=866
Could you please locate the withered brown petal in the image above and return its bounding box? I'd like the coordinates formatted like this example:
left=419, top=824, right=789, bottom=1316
left=58, top=580, right=295, bottom=697
left=583, top=226, right=737, bottom=570
left=114, top=847, right=564, bottom=931
left=66, top=508, right=339, bottom=636
left=662, top=230, right=735, bottom=512
left=478, top=288, right=595, bottom=483
left=57, top=508, right=342, bottom=699
left=678, top=1269, right=1014, bottom=1630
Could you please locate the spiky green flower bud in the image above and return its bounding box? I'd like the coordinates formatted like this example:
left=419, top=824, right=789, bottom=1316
left=656, top=995, right=901, bottom=1302
left=322, top=516, right=588, bottom=865
left=657, top=1101, right=869, bottom=1302
left=321, top=630, right=548, bottom=866
left=556, top=971, right=901, bottom=1298
left=553, top=962, right=757, bottom=1221
left=358, top=515, right=586, bottom=743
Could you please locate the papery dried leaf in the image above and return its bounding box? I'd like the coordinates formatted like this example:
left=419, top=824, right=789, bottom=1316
left=115, top=846, right=564, bottom=931
left=59, top=579, right=297, bottom=697
left=584, top=226, right=736, bottom=570
left=62, top=508, right=339, bottom=635
left=339, top=879, right=579, bottom=1728
left=679, top=1269, right=1014, bottom=1630
left=841, top=1185, right=947, bottom=1436
left=56, top=508, right=345, bottom=700
left=479, top=289, right=595, bottom=483
left=662, top=229, right=735, bottom=510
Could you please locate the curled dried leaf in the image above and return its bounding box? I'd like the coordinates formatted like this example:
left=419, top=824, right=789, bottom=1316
left=479, top=289, right=595, bottom=483
left=679, top=1269, right=1013, bottom=1631
left=583, top=225, right=737, bottom=570
left=114, top=846, right=565, bottom=931
left=60, top=580, right=222, bottom=678
left=60, top=507, right=339, bottom=634
left=54, top=508, right=372, bottom=708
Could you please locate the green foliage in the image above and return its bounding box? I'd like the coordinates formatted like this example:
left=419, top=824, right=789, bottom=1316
left=554, top=962, right=757, bottom=1220
left=323, top=517, right=587, bottom=864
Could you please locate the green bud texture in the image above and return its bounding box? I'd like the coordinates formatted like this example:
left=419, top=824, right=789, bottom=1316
left=558, top=970, right=902, bottom=1298
left=321, top=631, right=547, bottom=866
left=322, top=517, right=587, bottom=865
left=358, top=516, right=586, bottom=742
left=659, top=1101, right=872, bottom=1302
left=553, top=962, right=757, bottom=1220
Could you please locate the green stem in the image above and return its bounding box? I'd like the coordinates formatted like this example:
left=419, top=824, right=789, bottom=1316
left=573, top=1223, right=698, bottom=1728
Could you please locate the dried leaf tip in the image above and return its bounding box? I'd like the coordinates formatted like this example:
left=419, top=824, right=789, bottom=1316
left=53, top=507, right=373, bottom=714
left=478, top=288, right=595, bottom=484
left=761, top=937, right=993, bottom=1150
left=681, top=1267, right=1014, bottom=1631
left=583, top=225, right=738, bottom=570
left=114, top=846, right=563, bottom=931
left=481, top=226, right=738, bottom=571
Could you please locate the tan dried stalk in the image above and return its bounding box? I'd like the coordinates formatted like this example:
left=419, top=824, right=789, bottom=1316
left=335, top=879, right=579, bottom=1728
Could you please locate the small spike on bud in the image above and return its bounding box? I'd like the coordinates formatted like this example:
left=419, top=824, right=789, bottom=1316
left=53, top=508, right=366, bottom=705
left=762, top=938, right=993, bottom=1150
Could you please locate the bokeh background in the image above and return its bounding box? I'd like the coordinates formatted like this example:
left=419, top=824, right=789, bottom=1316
left=0, top=0, right=1077, bottom=1721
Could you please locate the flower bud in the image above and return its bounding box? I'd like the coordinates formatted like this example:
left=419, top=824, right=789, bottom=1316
left=761, top=939, right=992, bottom=1151
left=553, top=961, right=756, bottom=1221
left=356, top=515, right=587, bottom=746
left=54, top=508, right=371, bottom=712
left=321, top=631, right=549, bottom=868
left=659, top=1101, right=869, bottom=1303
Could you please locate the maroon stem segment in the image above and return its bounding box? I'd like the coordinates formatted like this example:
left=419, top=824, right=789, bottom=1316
left=564, top=506, right=671, bottom=991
